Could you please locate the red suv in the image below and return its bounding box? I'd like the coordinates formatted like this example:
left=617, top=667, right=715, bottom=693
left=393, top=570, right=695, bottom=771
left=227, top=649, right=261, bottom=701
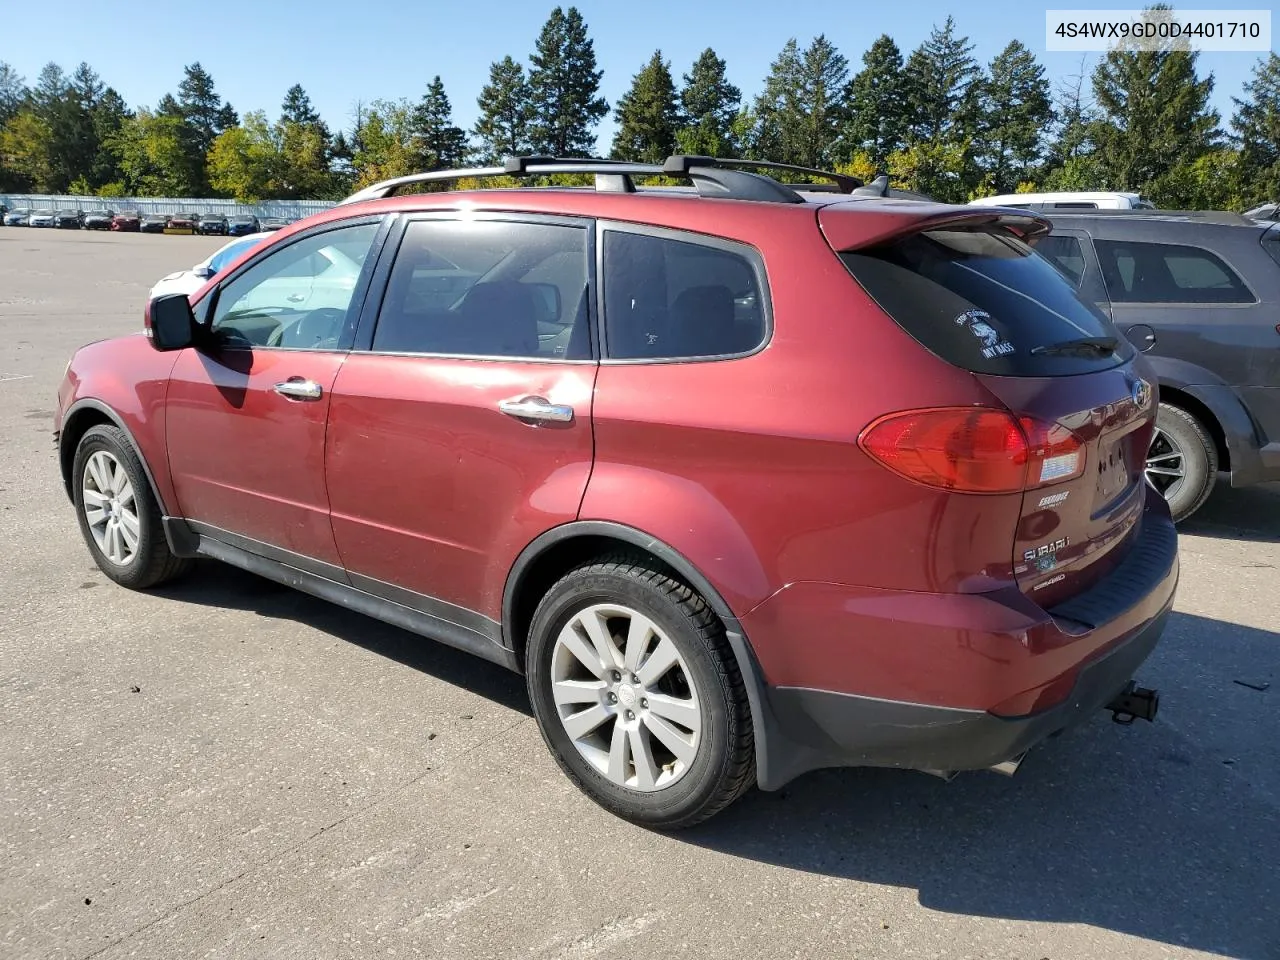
left=56, top=157, right=1178, bottom=828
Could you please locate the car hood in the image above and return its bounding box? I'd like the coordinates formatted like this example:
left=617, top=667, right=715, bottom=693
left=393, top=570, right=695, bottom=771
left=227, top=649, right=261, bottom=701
left=149, top=270, right=204, bottom=301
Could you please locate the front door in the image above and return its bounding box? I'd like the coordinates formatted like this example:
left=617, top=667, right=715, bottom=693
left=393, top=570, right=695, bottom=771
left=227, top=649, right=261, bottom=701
left=166, top=219, right=384, bottom=568
left=325, top=214, right=597, bottom=621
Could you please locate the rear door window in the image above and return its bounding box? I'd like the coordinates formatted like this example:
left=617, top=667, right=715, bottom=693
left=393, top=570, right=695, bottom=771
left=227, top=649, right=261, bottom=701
left=1094, top=239, right=1255, bottom=304
left=839, top=227, right=1133, bottom=376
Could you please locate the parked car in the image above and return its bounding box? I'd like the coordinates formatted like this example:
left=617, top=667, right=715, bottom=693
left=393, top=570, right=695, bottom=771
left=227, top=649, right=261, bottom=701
left=111, top=210, right=142, bottom=232
left=258, top=216, right=290, bottom=231
left=148, top=232, right=274, bottom=299
left=83, top=209, right=115, bottom=230
left=28, top=208, right=55, bottom=227
left=55, top=156, right=1177, bottom=829
left=3, top=207, right=31, bottom=226
left=196, top=214, right=228, bottom=236
left=165, top=213, right=197, bottom=235
left=54, top=209, right=84, bottom=229
left=1244, top=202, right=1279, bottom=222
left=139, top=213, right=169, bottom=233
left=226, top=214, right=259, bottom=236
left=971, top=191, right=1155, bottom=211
left=1032, top=209, right=1280, bottom=521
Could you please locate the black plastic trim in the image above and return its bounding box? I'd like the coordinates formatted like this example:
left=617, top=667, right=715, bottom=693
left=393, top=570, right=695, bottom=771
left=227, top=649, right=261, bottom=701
left=180, top=522, right=517, bottom=671
left=1047, top=507, right=1178, bottom=628
left=347, top=571, right=502, bottom=641
left=185, top=520, right=351, bottom=584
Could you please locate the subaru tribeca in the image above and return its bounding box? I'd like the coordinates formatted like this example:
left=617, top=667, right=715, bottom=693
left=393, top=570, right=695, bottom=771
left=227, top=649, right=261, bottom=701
left=55, top=157, right=1178, bottom=828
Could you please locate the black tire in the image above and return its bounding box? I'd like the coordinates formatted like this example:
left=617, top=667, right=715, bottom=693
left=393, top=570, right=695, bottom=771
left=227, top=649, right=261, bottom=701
left=525, top=555, right=755, bottom=829
left=73, top=425, right=191, bottom=589
left=1149, top=402, right=1217, bottom=523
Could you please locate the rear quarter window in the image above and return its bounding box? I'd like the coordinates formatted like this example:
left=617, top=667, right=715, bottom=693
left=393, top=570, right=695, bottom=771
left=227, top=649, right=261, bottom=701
left=839, top=227, right=1133, bottom=377
left=1094, top=239, right=1255, bottom=304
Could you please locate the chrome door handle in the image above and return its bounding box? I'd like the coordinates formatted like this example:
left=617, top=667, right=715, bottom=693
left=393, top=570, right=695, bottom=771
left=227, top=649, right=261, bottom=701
left=498, top=395, right=574, bottom=423
left=273, top=379, right=323, bottom=401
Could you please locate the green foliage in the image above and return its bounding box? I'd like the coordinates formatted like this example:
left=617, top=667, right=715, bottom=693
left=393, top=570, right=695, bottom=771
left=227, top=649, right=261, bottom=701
left=0, top=62, right=25, bottom=124
left=840, top=35, right=909, bottom=165
left=281, top=84, right=322, bottom=126
left=887, top=139, right=970, bottom=202
left=976, top=41, right=1053, bottom=193
left=1089, top=15, right=1219, bottom=197
left=905, top=17, right=982, bottom=144
left=678, top=48, right=740, bottom=157
left=611, top=50, right=680, bottom=162
left=1232, top=52, right=1280, bottom=206
left=0, top=110, right=54, bottom=190
left=528, top=6, right=609, bottom=155
left=350, top=99, right=418, bottom=189
left=111, top=110, right=203, bottom=196
left=96, top=181, right=127, bottom=198
left=474, top=56, right=532, bottom=162
left=413, top=76, right=468, bottom=169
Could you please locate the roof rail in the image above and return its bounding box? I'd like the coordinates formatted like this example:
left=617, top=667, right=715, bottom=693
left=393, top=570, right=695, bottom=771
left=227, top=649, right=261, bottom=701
left=339, top=155, right=869, bottom=206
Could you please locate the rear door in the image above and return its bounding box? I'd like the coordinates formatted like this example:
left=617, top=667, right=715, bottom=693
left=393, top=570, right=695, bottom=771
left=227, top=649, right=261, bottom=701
left=324, top=213, right=597, bottom=621
left=834, top=218, right=1156, bottom=606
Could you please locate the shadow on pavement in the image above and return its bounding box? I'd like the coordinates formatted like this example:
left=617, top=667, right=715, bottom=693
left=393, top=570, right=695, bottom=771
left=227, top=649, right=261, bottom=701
left=155, top=561, right=532, bottom=717
left=1181, top=481, right=1280, bottom=543
left=155, top=562, right=1277, bottom=956
left=683, top=610, right=1279, bottom=958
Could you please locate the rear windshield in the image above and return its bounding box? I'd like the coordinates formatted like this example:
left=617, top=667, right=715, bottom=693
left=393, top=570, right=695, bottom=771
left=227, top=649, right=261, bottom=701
left=840, top=227, right=1133, bottom=376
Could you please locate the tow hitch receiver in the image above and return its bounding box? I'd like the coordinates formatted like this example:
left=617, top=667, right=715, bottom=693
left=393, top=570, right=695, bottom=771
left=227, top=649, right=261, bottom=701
left=1105, top=681, right=1159, bottom=724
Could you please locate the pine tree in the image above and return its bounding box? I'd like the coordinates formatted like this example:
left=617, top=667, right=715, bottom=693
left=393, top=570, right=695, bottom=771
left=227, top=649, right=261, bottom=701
left=906, top=17, right=982, bottom=143
left=794, top=35, right=848, bottom=168
left=975, top=41, right=1052, bottom=193
left=0, top=62, right=27, bottom=124
left=1090, top=35, right=1219, bottom=198
left=611, top=50, right=680, bottom=162
left=528, top=6, right=609, bottom=156
left=841, top=35, right=909, bottom=166
left=413, top=76, right=468, bottom=169
left=90, top=87, right=130, bottom=189
left=281, top=84, right=322, bottom=126
left=1232, top=53, right=1280, bottom=205
left=678, top=48, right=740, bottom=157
left=474, top=56, right=532, bottom=162
left=177, top=62, right=236, bottom=155
left=748, top=39, right=803, bottom=162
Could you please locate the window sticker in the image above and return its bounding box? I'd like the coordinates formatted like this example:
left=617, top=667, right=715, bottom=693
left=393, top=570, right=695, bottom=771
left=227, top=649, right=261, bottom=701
left=954, top=309, right=1015, bottom=359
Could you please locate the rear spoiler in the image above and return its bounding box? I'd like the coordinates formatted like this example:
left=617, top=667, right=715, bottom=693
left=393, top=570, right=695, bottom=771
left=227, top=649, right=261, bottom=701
left=819, top=203, right=1053, bottom=252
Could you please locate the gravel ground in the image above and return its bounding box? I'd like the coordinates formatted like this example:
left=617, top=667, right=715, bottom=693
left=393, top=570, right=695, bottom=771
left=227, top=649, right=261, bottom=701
left=1, top=228, right=1277, bottom=960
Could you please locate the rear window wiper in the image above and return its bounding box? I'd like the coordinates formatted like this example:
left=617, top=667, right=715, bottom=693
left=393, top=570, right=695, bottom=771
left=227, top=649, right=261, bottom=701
left=1029, top=335, right=1119, bottom=358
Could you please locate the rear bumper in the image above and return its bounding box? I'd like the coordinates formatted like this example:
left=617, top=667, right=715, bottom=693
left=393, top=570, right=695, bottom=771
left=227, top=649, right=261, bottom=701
left=742, top=488, right=1178, bottom=789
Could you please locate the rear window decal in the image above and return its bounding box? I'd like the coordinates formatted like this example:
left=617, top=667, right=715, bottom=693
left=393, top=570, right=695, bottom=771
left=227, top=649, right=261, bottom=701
left=954, top=309, right=1014, bottom=359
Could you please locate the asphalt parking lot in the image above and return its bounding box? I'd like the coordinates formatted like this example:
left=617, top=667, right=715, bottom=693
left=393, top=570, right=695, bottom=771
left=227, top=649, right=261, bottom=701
left=1, top=227, right=1278, bottom=960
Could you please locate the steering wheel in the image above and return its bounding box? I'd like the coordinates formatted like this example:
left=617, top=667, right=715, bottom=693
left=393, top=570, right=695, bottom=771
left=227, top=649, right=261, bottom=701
left=266, top=308, right=347, bottom=349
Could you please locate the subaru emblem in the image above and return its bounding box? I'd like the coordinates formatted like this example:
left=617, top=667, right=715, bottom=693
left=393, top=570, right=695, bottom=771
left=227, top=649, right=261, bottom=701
left=1132, top=378, right=1151, bottom=408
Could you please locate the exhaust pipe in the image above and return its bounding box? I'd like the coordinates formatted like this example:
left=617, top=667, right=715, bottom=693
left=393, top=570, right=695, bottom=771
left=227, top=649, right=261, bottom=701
left=989, top=753, right=1025, bottom=777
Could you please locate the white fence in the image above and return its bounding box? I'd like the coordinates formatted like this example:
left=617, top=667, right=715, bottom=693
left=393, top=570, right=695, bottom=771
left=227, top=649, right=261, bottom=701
left=0, top=194, right=336, bottom=219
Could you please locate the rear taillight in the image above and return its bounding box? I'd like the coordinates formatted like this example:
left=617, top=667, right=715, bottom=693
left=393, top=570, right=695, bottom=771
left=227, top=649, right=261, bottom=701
left=859, top=407, right=1083, bottom=494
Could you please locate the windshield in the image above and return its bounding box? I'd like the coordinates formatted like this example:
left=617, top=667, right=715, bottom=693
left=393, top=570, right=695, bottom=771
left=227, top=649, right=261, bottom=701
left=209, top=237, right=266, bottom=274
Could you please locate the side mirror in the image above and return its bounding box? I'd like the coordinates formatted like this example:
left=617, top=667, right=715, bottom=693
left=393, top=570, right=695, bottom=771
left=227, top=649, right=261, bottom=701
left=193, top=264, right=214, bottom=279
left=527, top=282, right=562, bottom=324
left=146, top=293, right=198, bottom=352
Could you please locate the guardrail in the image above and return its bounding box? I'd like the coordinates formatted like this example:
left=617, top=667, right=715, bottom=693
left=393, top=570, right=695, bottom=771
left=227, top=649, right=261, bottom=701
left=0, top=194, right=337, bottom=219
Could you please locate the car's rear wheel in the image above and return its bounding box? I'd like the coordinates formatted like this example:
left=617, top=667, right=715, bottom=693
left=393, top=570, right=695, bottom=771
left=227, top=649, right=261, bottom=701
left=1146, top=402, right=1217, bottom=522
left=73, top=425, right=191, bottom=589
left=525, top=556, right=754, bottom=829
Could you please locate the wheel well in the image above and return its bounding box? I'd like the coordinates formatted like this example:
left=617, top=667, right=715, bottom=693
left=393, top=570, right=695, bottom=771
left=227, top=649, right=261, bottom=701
left=506, top=534, right=688, bottom=670
left=58, top=407, right=113, bottom=499
left=1159, top=386, right=1229, bottom=472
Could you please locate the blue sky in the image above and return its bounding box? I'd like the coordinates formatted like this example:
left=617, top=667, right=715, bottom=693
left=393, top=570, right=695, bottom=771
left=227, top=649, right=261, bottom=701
left=3, top=0, right=1271, bottom=150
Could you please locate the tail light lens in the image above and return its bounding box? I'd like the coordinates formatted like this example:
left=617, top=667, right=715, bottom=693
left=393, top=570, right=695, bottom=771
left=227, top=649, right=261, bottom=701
left=859, top=407, right=1084, bottom=494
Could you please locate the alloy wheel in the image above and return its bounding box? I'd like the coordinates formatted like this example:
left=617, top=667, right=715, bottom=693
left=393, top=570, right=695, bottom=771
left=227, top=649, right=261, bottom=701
left=82, top=450, right=140, bottom=565
left=550, top=603, right=702, bottom=792
left=1145, top=427, right=1186, bottom=501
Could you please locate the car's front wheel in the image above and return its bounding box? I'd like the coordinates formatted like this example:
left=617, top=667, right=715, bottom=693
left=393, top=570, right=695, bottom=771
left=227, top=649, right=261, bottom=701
left=526, top=556, right=755, bottom=829
left=73, top=425, right=191, bottom=589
